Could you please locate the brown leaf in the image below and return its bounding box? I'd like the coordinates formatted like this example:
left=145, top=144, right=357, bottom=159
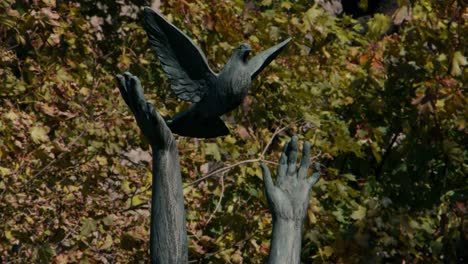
left=236, top=126, right=250, bottom=140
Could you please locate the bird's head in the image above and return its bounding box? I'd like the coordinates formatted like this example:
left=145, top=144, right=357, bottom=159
left=236, top=43, right=252, bottom=63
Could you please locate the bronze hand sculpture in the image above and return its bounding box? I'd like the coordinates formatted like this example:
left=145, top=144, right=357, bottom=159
left=261, top=136, right=321, bottom=264
left=143, top=7, right=291, bottom=138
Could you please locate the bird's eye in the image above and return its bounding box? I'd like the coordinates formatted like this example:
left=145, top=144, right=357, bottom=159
left=242, top=51, right=249, bottom=61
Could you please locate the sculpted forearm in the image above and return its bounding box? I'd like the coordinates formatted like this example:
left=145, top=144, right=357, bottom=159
left=117, top=72, right=188, bottom=264
left=151, top=149, right=187, bottom=263
left=268, top=218, right=302, bottom=264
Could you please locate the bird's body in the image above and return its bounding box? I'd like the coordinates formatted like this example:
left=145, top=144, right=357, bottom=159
left=200, top=56, right=252, bottom=115
left=143, top=7, right=290, bottom=138
left=167, top=62, right=252, bottom=138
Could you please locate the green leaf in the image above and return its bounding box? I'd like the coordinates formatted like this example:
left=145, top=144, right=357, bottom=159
left=56, top=68, right=71, bottom=83
left=332, top=208, right=346, bottom=223
left=37, top=244, right=54, bottom=264
left=80, top=218, right=97, bottom=237
left=367, top=14, right=391, bottom=39
left=341, top=173, right=356, bottom=181
left=358, top=0, right=368, bottom=11
left=304, top=113, right=321, bottom=127
left=102, top=214, right=116, bottom=226
left=205, top=143, right=221, bottom=161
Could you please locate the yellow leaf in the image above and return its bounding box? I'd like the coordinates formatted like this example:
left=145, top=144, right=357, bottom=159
left=451, top=51, right=466, bottom=76
left=456, top=118, right=465, bottom=130
left=96, top=156, right=108, bottom=166
left=308, top=209, right=317, bottom=224
left=227, top=205, right=234, bottom=213
left=5, top=111, right=18, bottom=121
left=370, top=141, right=381, bottom=162
left=79, top=87, right=90, bottom=96
left=0, top=167, right=11, bottom=176
left=321, top=245, right=333, bottom=257
left=131, top=196, right=144, bottom=206
left=30, top=126, right=50, bottom=143
left=350, top=205, right=366, bottom=220
left=281, top=1, right=292, bottom=10
left=5, top=231, right=13, bottom=240
left=249, top=35, right=259, bottom=43
left=122, top=180, right=132, bottom=194
left=436, top=100, right=445, bottom=109
left=231, top=250, right=243, bottom=263
left=224, top=135, right=236, bottom=144
left=100, top=234, right=113, bottom=250
left=37, top=102, right=57, bottom=116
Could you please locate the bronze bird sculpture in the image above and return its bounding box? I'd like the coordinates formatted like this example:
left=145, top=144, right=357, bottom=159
left=143, top=7, right=291, bottom=138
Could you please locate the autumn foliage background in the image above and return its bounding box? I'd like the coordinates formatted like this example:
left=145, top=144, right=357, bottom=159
left=0, top=0, right=466, bottom=263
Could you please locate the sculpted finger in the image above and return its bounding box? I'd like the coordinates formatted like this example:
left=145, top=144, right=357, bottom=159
left=277, top=141, right=289, bottom=186
left=307, top=162, right=321, bottom=187
left=123, top=72, right=138, bottom=113
left=116, top=74, right=126, bottom=93
left=287, top=136, right=298, bottom=177
left=130, top=75, right=147, bottom=111
left=123, top=72, right=133, bottom=93
left=116, top=74, right=132, bottom=109
left=117, top=74, right=140, bottom=116
left=261, top=163, right=275, bottom=195
left=126, top=74, right=146, bottom=116
left=298, top=141, right=311, bottom=180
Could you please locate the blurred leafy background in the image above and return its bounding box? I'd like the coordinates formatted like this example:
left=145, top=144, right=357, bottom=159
left=0, top=0, right=466, bottom=263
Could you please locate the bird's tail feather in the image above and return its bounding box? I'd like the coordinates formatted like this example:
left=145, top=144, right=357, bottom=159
left=167, top=110, right=229, bottom=138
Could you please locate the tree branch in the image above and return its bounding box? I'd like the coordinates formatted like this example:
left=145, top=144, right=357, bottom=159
left=185, top=120, right=304, bottom=188
left=204, top=174, right=225, bottom=226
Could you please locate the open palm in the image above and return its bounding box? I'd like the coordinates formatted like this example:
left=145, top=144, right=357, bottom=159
left=261, top=136, right=320, bottom=221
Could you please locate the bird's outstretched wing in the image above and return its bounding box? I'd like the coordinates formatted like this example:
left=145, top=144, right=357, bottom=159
left=247, top=38, right=291, bottom=79
left=143, top=7, right=216, bottom=102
